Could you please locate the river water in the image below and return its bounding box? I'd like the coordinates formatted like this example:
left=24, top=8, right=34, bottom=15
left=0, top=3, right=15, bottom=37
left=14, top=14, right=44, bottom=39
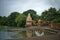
left=0, top=26, right=48, bottom=40
left=0, top=26, right=17, bottom=40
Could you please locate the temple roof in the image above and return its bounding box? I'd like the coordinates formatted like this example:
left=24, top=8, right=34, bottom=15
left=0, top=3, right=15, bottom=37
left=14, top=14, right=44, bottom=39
left=26, top=13, right=32, bottom=21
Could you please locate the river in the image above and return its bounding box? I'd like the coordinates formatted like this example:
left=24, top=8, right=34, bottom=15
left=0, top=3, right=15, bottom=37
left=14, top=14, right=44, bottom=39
left=0, top=26, right=18, bottom=40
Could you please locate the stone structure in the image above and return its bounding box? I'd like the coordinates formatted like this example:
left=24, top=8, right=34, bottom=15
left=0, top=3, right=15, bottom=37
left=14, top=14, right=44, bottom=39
left=26, top=14, right=33, bottom=26
left=38, top=19, right=43, bottom=26
left=26, top=14, right=44, bottom=37
left=26, top=14, right=33, bottom=37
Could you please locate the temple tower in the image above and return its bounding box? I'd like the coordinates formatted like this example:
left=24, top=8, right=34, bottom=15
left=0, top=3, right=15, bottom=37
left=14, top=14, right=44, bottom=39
left=26, top=13, right=33, bottom=26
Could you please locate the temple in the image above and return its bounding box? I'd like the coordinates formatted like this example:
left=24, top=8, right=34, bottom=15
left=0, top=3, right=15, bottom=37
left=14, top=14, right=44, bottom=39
left=25, top=13, right=43, bottom=37
left=26, top=13, right=43, bottom=27
left=26, top=13, right=33, bottom=26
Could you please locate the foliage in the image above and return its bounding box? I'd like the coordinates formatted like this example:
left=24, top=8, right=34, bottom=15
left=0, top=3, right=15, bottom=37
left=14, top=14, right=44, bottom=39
left=0, top=8, right=60, bottom=27
left=6, top=12, right=20, bottom=26
left=0, top=16, right=7, bottom=26
left=15, top=14, right=26, bottom=27
left=23, top=9, right=36, bottom=15
left=23, top=9, right=40, bottom=23
left=52, top=18, right=60, bottom=23
left=23, top=9, right=36, bottom=19
left=0, top=26, right=4, bottom=30
left=41, top=7, right=60, bottom=23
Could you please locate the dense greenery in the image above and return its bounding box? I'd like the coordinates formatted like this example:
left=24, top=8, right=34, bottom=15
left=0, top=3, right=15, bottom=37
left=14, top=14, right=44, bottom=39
left=7, top=12, right=20, bottom=26
left=0, top=9, right=40, bottom=27
left=23, top=9, right=40, bottom=23
left=0, top=7, right=60, bottom=27
left=41, top=7, right=60, bottom=23
left=0, top=16, right=7, bottom=26
left=15, top=14, right=26, bottom=27
left=0, top=26, right=4, bottom=30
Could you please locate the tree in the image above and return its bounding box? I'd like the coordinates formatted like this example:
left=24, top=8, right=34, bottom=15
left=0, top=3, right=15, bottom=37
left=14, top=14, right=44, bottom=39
left=23, top=9, right=36, bottom=15
left=0, top=16, right=2, bottom=25
left=57, top=9, right=60, bottom=18
left=41, top=7, right=60, bottom=24
left=0, top=16, right=7, bottom=26
left=52, top=18, right=60, bottom=23
left=15, top=14, right=26, bottom=27
left=41, top=10, right=48, bottom=20
left=41, top=7, right=57, bottom=21
left=7, top=12, right=20, bottom=26
left=23, top=9, right=37, bottom=19
left=52, top=9, right=60, bottom=23
left=23, top=9, right=40, bottom=23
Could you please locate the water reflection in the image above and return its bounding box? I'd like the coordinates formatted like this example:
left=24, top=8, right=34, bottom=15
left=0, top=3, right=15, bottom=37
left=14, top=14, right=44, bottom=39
left=0, top=26, right=59, bottom=40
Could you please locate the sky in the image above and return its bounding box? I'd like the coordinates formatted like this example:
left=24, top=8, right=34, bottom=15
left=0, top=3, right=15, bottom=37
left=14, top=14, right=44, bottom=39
left=0, top=0, right=60, bottom=16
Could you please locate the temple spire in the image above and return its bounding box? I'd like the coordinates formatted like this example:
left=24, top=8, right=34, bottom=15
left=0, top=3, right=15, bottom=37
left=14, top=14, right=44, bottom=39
left=28, top=13, right=30, bottom=16
left=26, top=13, right=32, bottom=21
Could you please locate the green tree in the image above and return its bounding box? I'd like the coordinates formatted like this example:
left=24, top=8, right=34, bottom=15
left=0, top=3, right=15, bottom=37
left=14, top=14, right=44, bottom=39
left=23, top=9, right=40, bottom=23
left=0, top=16, right=7, bottom=26
left=23, top=9, right=37, bottom=19
left=0, top=16, right=2, bottom=25
left=15, top=14, right=26, bottom=27
left=41, top=10, right=48, bottom=20
left=52, top=9, right=60, bottom=23
left=7, top=12, right=20, bottom=26
left=41, top=7, right=57, bottom=21
left=57, top=9, right=60, bottom=18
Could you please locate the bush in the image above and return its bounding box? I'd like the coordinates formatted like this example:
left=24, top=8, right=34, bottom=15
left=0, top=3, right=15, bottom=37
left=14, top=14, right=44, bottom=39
left=0, top=26, right=4, bottom=30
left=52, top=18, right=60, bottom=23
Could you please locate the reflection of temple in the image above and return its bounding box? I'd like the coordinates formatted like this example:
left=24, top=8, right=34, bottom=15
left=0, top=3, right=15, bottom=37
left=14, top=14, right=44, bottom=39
left=26, top=14, right=44, bottom=37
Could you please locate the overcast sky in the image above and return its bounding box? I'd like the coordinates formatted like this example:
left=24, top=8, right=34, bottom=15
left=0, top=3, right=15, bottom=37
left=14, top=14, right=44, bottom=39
left=0, top=0, right=60, bottom=16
